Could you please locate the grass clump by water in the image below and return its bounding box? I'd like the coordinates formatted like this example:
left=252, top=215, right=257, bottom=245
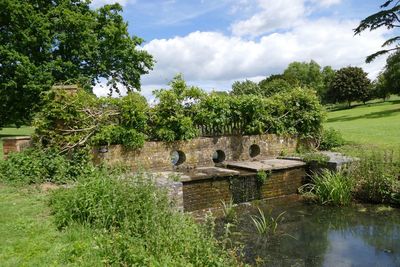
left=50, top=170, right=239, bottom=266
left=250, top=208, right=286, bottom=236
left=299, top=170, right=354, bottom=206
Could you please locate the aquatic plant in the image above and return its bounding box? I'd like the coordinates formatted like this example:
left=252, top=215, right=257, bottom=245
left=221, top=198, right=237, bottom=223
left=299, top=169, right=354, bottom=206
left=250, top=208, right=286, bottom=236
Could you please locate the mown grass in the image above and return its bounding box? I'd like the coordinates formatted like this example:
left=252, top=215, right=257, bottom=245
left=325, top=97, right=400, bottom=146
left=0, top=127, right=34, bottom=158
left=0, top=184, right=101, bottom=267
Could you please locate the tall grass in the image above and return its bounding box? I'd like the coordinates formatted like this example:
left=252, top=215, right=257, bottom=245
left=352, top=149, right=400, bottom=205
left=50, top=170, right=239, bottom=266
left=299, top=170, right=354, bottom=206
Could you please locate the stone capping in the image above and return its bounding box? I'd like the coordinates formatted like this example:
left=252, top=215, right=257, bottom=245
left=2, top=136, right=32, bottom=141
left=224, top=159, right=307, bottom=172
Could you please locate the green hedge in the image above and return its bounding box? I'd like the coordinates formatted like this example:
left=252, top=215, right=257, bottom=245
left=34, top=76, right=325, bottom=150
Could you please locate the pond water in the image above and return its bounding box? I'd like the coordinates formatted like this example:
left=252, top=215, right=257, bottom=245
left=215, top=199, right=400, bottom=267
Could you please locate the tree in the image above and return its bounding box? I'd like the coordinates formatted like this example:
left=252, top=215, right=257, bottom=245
left=327, top=67, right=371, bottom=107
left=151, top=74, right=205, bottom=141
left=283, top=60, right=323, bottom=90
left=230, top=80, right=260, bottom=96
left=379, top=50, right=400, bottom=95
left=354, top=1, right=400, bottom=62
left=320, top=66, right=336, bottom=103
left=258, top=78, right=292, bottom=97
left=371, top=74, right=392, bottom=101
left=0, top=0, right=153, bottom=127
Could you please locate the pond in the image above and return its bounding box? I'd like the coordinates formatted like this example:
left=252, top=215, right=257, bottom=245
left=215, top=198, right=400, bottom=267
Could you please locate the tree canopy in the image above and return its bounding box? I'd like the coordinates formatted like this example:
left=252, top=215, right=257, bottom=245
left=376, top=50, right=400, bottom=96
left=327, top=67, right=371, bottom=107
left=354, top=0, right=400, bottom=62
left=0, top=0, right=153, bottom=127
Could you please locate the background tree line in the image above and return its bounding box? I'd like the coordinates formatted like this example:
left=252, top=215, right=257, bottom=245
left=231, top=57, right=399, bottom=107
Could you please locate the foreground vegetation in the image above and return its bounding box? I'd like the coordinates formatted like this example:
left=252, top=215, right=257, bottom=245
left=0, top=185, right=101, bottom=266
left=301, top=148, right=400, bottom=206
left=0, top=148, right=239, bottom=266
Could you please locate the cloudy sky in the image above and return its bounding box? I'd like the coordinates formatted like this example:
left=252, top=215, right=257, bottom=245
left=91, top=0, right=396, bottom=98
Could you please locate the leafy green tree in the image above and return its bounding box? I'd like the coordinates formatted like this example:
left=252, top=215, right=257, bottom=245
left=0, top=0, right=153, bottom=127
left=150, top=74, right=205, bottom=141
left=283, top=60, right=323, bottom=90
left=378, top=50, right=400, bottom=96
left=230, top=79, right=260, bottom=95
left=320, top=66, right=336, bottom=103
left=372, top=73, right=392, bottom=101
left=258, top=78, right=292, bottom=97
left=327, top=67, right=371, bottom=107
left=354, top=1, right=400, bottom=62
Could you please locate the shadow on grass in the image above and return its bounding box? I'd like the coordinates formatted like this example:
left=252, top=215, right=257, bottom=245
left=327, top=108, right=400, bottom=123
left=327, top=99, right=400, bottom=112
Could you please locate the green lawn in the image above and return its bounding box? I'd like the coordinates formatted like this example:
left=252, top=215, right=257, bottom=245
left=0, top=184, right=101, bottom=267
left=325, top=98, right=400, bottom=146
left=0, top=127, right=34, bottom=158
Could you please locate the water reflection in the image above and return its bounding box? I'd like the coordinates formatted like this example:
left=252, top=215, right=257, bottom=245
left=216, top=202, right=400, bottom=267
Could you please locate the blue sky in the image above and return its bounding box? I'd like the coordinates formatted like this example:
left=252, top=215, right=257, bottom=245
left=91, top=0, right=397, bottom=98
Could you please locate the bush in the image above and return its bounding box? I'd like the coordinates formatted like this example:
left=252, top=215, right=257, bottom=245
left=319, top=127, right=345, bottom=150
left=0, top=147, right=92, bottom=184
left=352, top=149, right=400, bottom=205
left=50, top=171, right=239, bottom=266
left=299, top=170, right=354, bottom=206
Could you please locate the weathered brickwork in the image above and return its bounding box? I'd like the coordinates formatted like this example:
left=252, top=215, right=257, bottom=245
left=93, top=134, right=299, bottom=171
left=2, top=136, right=32, bottom=159
left=182, top=167, right=305, bottom=212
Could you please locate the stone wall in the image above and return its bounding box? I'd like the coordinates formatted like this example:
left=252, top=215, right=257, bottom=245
left=93, top=134, right=299, bottom=171
left=182, top=167, right=305, bottom=212
left=2, top=136, right=32, bottom=159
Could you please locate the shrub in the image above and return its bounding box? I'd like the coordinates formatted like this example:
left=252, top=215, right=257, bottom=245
left=299, top=170, right=354, bottom=206
left=50, top=171, right=239, bottom=266
left=34, top=89, right=149, bottom=151
left=0, top=147, right=92, bottom=184
left=318, top=127, right=345, bottom=150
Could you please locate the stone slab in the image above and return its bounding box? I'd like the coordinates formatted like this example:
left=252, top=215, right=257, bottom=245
left=225, top=159, right=306, bottom=172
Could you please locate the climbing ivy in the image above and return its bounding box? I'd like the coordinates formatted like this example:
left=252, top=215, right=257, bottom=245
left=34, top=76, right=325, bottom=152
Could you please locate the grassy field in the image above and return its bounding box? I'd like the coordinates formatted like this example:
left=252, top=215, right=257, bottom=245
left=325, top=98, right=400, bottom=146
left=0, top=127, right=34, bottom=158
left=0, top=185, right=101, bottom=267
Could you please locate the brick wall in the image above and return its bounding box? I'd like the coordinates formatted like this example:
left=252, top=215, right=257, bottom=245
left=93, top=134, right=299, bottom=171
left=2, top=137, right=32, bottom=159
left=182, top=167, right=305, bottom=211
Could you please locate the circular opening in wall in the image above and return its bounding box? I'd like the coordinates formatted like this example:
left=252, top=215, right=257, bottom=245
left=212, top=150, right=226, bottom=163
left=249, top=144, right=261, bottom=158
left=171, top=150, right=186, bottom=166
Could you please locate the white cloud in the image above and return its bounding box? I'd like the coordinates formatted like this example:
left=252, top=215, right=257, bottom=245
left=231, top=0, right=307, bottom=37
left=141, top=18, right=387, bottom=93
left=90, top=0, right=136, bottom=8
left=313, top=0, right=342, bottom=7
left=230, top=0, right=342, bottom=37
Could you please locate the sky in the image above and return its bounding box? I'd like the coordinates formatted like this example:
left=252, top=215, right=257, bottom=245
left=91, top=0, right=397, bottom=99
